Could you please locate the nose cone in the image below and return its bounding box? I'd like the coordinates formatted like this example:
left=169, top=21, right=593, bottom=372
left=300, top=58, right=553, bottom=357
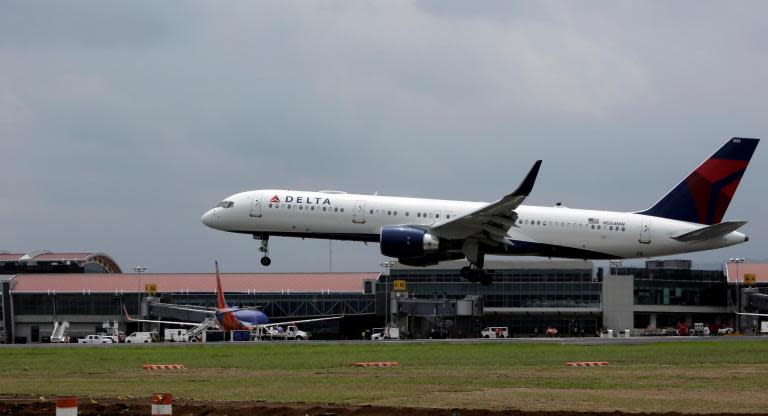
left=201, top=208, right=218, bottom=229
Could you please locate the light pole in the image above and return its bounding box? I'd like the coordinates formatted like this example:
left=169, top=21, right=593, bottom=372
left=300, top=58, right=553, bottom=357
left=379, top=261, right=394, bottom=327
left=132, top=266, right=146, bottom=331
left=728, top=258, right=744, bottom=332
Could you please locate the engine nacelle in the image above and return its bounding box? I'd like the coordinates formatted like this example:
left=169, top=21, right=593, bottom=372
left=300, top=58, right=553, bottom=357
left=380, top=226, right=440, bottom=258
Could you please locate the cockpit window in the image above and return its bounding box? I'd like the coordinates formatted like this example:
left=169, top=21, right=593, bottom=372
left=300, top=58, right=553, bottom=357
left=216, top=200, right=235, bottom=208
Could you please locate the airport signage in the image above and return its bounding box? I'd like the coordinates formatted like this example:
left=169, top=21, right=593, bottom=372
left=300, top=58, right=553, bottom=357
left=744, top=273, right=756, bottom=285
left=145, top=283, right=158, bottom=295
left=393, top=280, right=406, bottom=291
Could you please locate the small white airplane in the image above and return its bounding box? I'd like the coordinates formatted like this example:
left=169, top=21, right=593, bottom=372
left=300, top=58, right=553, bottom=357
left=202, top=138, right=759, bottom=285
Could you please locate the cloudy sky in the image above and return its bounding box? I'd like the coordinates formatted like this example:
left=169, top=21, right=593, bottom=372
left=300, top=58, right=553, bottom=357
left=2, top=1, right=766, bottom=273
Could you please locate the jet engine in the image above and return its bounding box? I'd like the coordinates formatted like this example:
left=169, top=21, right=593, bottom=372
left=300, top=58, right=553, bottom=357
left=380, top=226, right=440, bottom=258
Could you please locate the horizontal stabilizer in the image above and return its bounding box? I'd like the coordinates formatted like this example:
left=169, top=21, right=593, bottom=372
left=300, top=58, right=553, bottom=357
left=671, top=221, right=747, bottom=242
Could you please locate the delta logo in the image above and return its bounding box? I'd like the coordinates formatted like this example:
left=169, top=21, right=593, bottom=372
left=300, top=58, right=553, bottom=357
left=271, top=195, right=332, bottom=205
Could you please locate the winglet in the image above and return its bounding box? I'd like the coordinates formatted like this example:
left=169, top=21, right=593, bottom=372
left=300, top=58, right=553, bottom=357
left=511, top=160, right=542, bottom=197
left=122, top=305, right=135, bottom=322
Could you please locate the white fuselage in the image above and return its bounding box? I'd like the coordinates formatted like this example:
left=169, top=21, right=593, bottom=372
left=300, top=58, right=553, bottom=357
left=202, top=190, right=747, bottom=260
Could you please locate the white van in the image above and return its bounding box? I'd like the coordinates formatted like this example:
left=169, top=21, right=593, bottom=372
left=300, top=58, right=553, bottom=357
left=125, top=332, right=153, bottom=343
left=480, top=327, right=509, bottom=338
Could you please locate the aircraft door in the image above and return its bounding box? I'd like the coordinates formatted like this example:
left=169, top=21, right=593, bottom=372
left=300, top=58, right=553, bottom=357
left=250, top=196, right=263, bottom=218
left=639, top=219, right=651, bottom=244
left=353, top=200, right=366, bottom=224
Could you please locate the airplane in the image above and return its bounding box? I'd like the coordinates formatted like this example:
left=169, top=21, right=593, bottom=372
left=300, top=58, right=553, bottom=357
left=202, top=137, right=759, bottom=285
left=124, top=262, right=342, bottom=331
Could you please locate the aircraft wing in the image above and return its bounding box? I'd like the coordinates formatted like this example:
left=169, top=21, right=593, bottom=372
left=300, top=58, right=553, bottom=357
left=430, top=160, right=542, bottom=240
left=152, top=304, right=218, bottom=315
left=261, top=315, right=343, bottom=328
left=123, top=306, right=206, bottom=327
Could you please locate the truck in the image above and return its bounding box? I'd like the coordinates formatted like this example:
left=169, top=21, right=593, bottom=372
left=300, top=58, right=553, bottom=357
left=371, top=326, right=400, bottom=340
left=164, top=328, right=189, bottom=342
left=125, top=332, right=153, bottom=343
left=761, top=321, right=768, bottom=334
left=257, top=325, right=309, bottom=341
left=480, top=327, right=508, bottom=339
left=78, top=334, right=114, bottom=344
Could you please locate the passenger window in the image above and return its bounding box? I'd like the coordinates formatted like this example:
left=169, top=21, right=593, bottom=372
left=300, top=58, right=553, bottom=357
left=435, top=214, right=439, bottom=219
left=621, top=227, right=625, bottom=231
left=268, top=204, right=272, bottom=208
left=536, top=221, right=540, bottom=225
left=311, top=206, right=315, bottom=211
left=417, top=213, right=421, bottom=217
left=597, top=225, right=601, bottom=230
left=340, top=208, right=344, bottom=212
left=591, top=225, right=595, bottom=229
left=299, top=206, right=303, bottom=210
left=388, top=210, right=391, bottom=215
left=322, top=207, right=326, bottom=211
left=394, top=211, right=397, bottom=216
left=370, top=209, right=373, bottom=214
left=405, top=212, right=409, bottom=216
left=543, top=221, right=547, bottom=226
left=334, top=208, right=338, bottom=212
left=287, top=205, right=291, bottom=209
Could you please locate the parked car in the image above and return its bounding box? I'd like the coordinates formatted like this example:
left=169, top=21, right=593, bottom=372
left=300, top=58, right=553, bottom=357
left=125, top=332, right=153, bottom=343
left=480, top=327, right=508, bottom=339
left=77, top=334, right=113, bottom=344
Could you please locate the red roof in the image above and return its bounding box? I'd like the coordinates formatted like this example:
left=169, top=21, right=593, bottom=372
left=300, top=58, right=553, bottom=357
left=11, top=273, right=378, bottom=294
left=725, top=262, right=768, bottom=284
left=0, top=253, right=24, bottom=261
left=32, top=253, right=94, bottom=261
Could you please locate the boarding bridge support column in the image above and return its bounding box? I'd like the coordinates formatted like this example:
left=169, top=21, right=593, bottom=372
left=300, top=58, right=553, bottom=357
left=602, top=274, right=634, bottom=333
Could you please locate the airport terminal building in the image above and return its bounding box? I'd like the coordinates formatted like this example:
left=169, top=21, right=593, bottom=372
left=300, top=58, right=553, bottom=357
left=1, top=250, right=766, bottom=342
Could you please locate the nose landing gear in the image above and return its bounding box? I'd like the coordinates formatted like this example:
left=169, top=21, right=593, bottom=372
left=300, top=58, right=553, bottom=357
left=254, top=234, right=271, bottom=266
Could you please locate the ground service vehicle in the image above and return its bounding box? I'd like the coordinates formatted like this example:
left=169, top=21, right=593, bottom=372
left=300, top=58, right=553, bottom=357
left=164, top=328, right=189, bottom=342
left=78, top=335, right=113, bottom=344
left=125, top=332, right=153, bottom=343
left=480, top=327, right=508, bottom=338
left=761, top=322, right=768, bottom=334
left=258, top=325, right=309, bottom=340
left=371, top=326, right=400, bottom=340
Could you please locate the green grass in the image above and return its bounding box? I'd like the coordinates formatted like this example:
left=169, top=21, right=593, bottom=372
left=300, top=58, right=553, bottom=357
left=2, top=341, right=768, bottom=412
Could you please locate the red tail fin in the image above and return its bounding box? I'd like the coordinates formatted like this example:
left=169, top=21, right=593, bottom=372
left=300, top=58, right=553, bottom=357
left=215, top=261, right=228, bottom=310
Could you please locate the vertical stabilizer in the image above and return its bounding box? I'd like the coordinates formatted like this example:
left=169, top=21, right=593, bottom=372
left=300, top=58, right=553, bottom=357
left=638, top=137, right=759, bottom=225
left=215, top=261, right=228, bottom=310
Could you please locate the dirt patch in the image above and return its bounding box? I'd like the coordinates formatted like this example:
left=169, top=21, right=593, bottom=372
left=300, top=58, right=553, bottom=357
left=1, top=397, right=768, bottom=416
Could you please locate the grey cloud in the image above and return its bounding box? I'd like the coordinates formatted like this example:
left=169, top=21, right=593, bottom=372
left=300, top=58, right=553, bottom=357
left=1, top=1, right=766, bottom=272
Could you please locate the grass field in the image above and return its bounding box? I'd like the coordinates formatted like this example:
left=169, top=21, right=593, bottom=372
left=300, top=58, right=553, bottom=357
left=1, top=340, right=768, bottom=413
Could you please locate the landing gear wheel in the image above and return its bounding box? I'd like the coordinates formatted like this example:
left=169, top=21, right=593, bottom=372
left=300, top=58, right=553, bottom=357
left=479, top=273, right=493, bottom=286
left=260, top=256, right=272, bottom=266
left=460, top=266, right=472, bottom=279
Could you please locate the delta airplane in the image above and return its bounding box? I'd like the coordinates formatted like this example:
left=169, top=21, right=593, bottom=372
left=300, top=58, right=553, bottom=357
left=124, top=262, right=342, bottom=331
left=202, top=138, right=759, bottom=285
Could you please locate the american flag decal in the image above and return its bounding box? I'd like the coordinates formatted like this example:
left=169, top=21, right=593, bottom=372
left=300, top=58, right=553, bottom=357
left=588, top=218, right=600, bottom=225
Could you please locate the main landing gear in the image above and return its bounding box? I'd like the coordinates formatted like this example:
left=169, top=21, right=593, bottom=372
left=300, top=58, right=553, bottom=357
left=254, top=234, right=271, bottom=266
left=460, top=241, right=492, bottom=285
left=460, top=266, right=492, bottom=286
